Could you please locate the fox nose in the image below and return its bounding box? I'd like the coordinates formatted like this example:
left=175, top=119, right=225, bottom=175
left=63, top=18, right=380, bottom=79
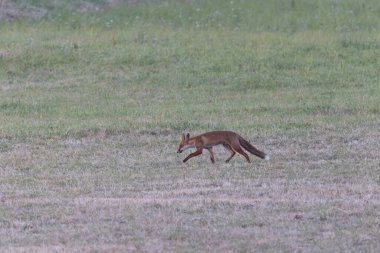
left=177, top=150, right=182, bottom=153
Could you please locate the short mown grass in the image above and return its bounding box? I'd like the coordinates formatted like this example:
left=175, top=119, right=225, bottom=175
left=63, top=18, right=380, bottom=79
left=0, top=0, right=380, bottom=252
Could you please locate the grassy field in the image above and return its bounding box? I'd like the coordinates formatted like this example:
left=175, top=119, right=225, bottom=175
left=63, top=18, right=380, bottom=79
left=1, top=0, right=380, bottom=252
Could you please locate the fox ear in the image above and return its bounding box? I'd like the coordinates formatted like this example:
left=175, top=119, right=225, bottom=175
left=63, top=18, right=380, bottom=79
left=186, top=133, right=190, bottom=139
left=182, top=133, right=185, bottom=140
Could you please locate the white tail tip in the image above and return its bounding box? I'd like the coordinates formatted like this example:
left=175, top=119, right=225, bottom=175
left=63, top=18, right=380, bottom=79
left=264, top=155, right=270, bottom=161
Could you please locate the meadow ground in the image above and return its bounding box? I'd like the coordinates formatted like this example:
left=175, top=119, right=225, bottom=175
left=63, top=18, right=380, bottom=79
left=1, top=0, right=380, bottom=252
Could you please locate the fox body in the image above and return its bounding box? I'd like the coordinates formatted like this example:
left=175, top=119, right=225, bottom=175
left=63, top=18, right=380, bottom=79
left=177, top=131, right=269, bottom=163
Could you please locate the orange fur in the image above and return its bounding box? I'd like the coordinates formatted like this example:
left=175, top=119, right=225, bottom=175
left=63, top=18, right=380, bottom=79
left=177, top=131, right=269, bottom=163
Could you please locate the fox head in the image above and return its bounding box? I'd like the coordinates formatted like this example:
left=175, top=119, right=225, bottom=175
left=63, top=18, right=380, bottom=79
left=177, top=133, right=193, bottom=153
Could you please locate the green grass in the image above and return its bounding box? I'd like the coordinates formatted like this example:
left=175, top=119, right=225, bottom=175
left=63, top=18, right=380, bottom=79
left=1, top=0, right=379, bottom=139
left=1, top=0, right=380, bottom=252
left=1, top=26, right=378, bottom=137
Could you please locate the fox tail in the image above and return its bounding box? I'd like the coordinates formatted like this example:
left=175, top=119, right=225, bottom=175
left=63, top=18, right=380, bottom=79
left=239, top=136, right=270, bottom=160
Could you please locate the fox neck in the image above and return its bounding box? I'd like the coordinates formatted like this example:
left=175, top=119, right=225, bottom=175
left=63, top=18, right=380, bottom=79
left=186, top=138, right=196, bottom=146
left=182, top=138, right=196, bottom=150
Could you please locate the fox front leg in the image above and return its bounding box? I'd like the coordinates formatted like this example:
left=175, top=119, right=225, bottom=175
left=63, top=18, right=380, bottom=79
left=206, top=147, right=215, bottom=163
left=183, top=148, right=203, bottom=163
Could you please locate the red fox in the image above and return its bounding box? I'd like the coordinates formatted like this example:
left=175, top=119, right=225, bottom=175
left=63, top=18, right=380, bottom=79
left=177, top=131, right=269, bottom=163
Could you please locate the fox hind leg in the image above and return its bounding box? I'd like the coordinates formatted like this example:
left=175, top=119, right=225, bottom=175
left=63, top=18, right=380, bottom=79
left=223, top=144, right=236, bottom=163
left=235, top=147, right=251, bottom=163
left=231, top=141, right=251, bottom=163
